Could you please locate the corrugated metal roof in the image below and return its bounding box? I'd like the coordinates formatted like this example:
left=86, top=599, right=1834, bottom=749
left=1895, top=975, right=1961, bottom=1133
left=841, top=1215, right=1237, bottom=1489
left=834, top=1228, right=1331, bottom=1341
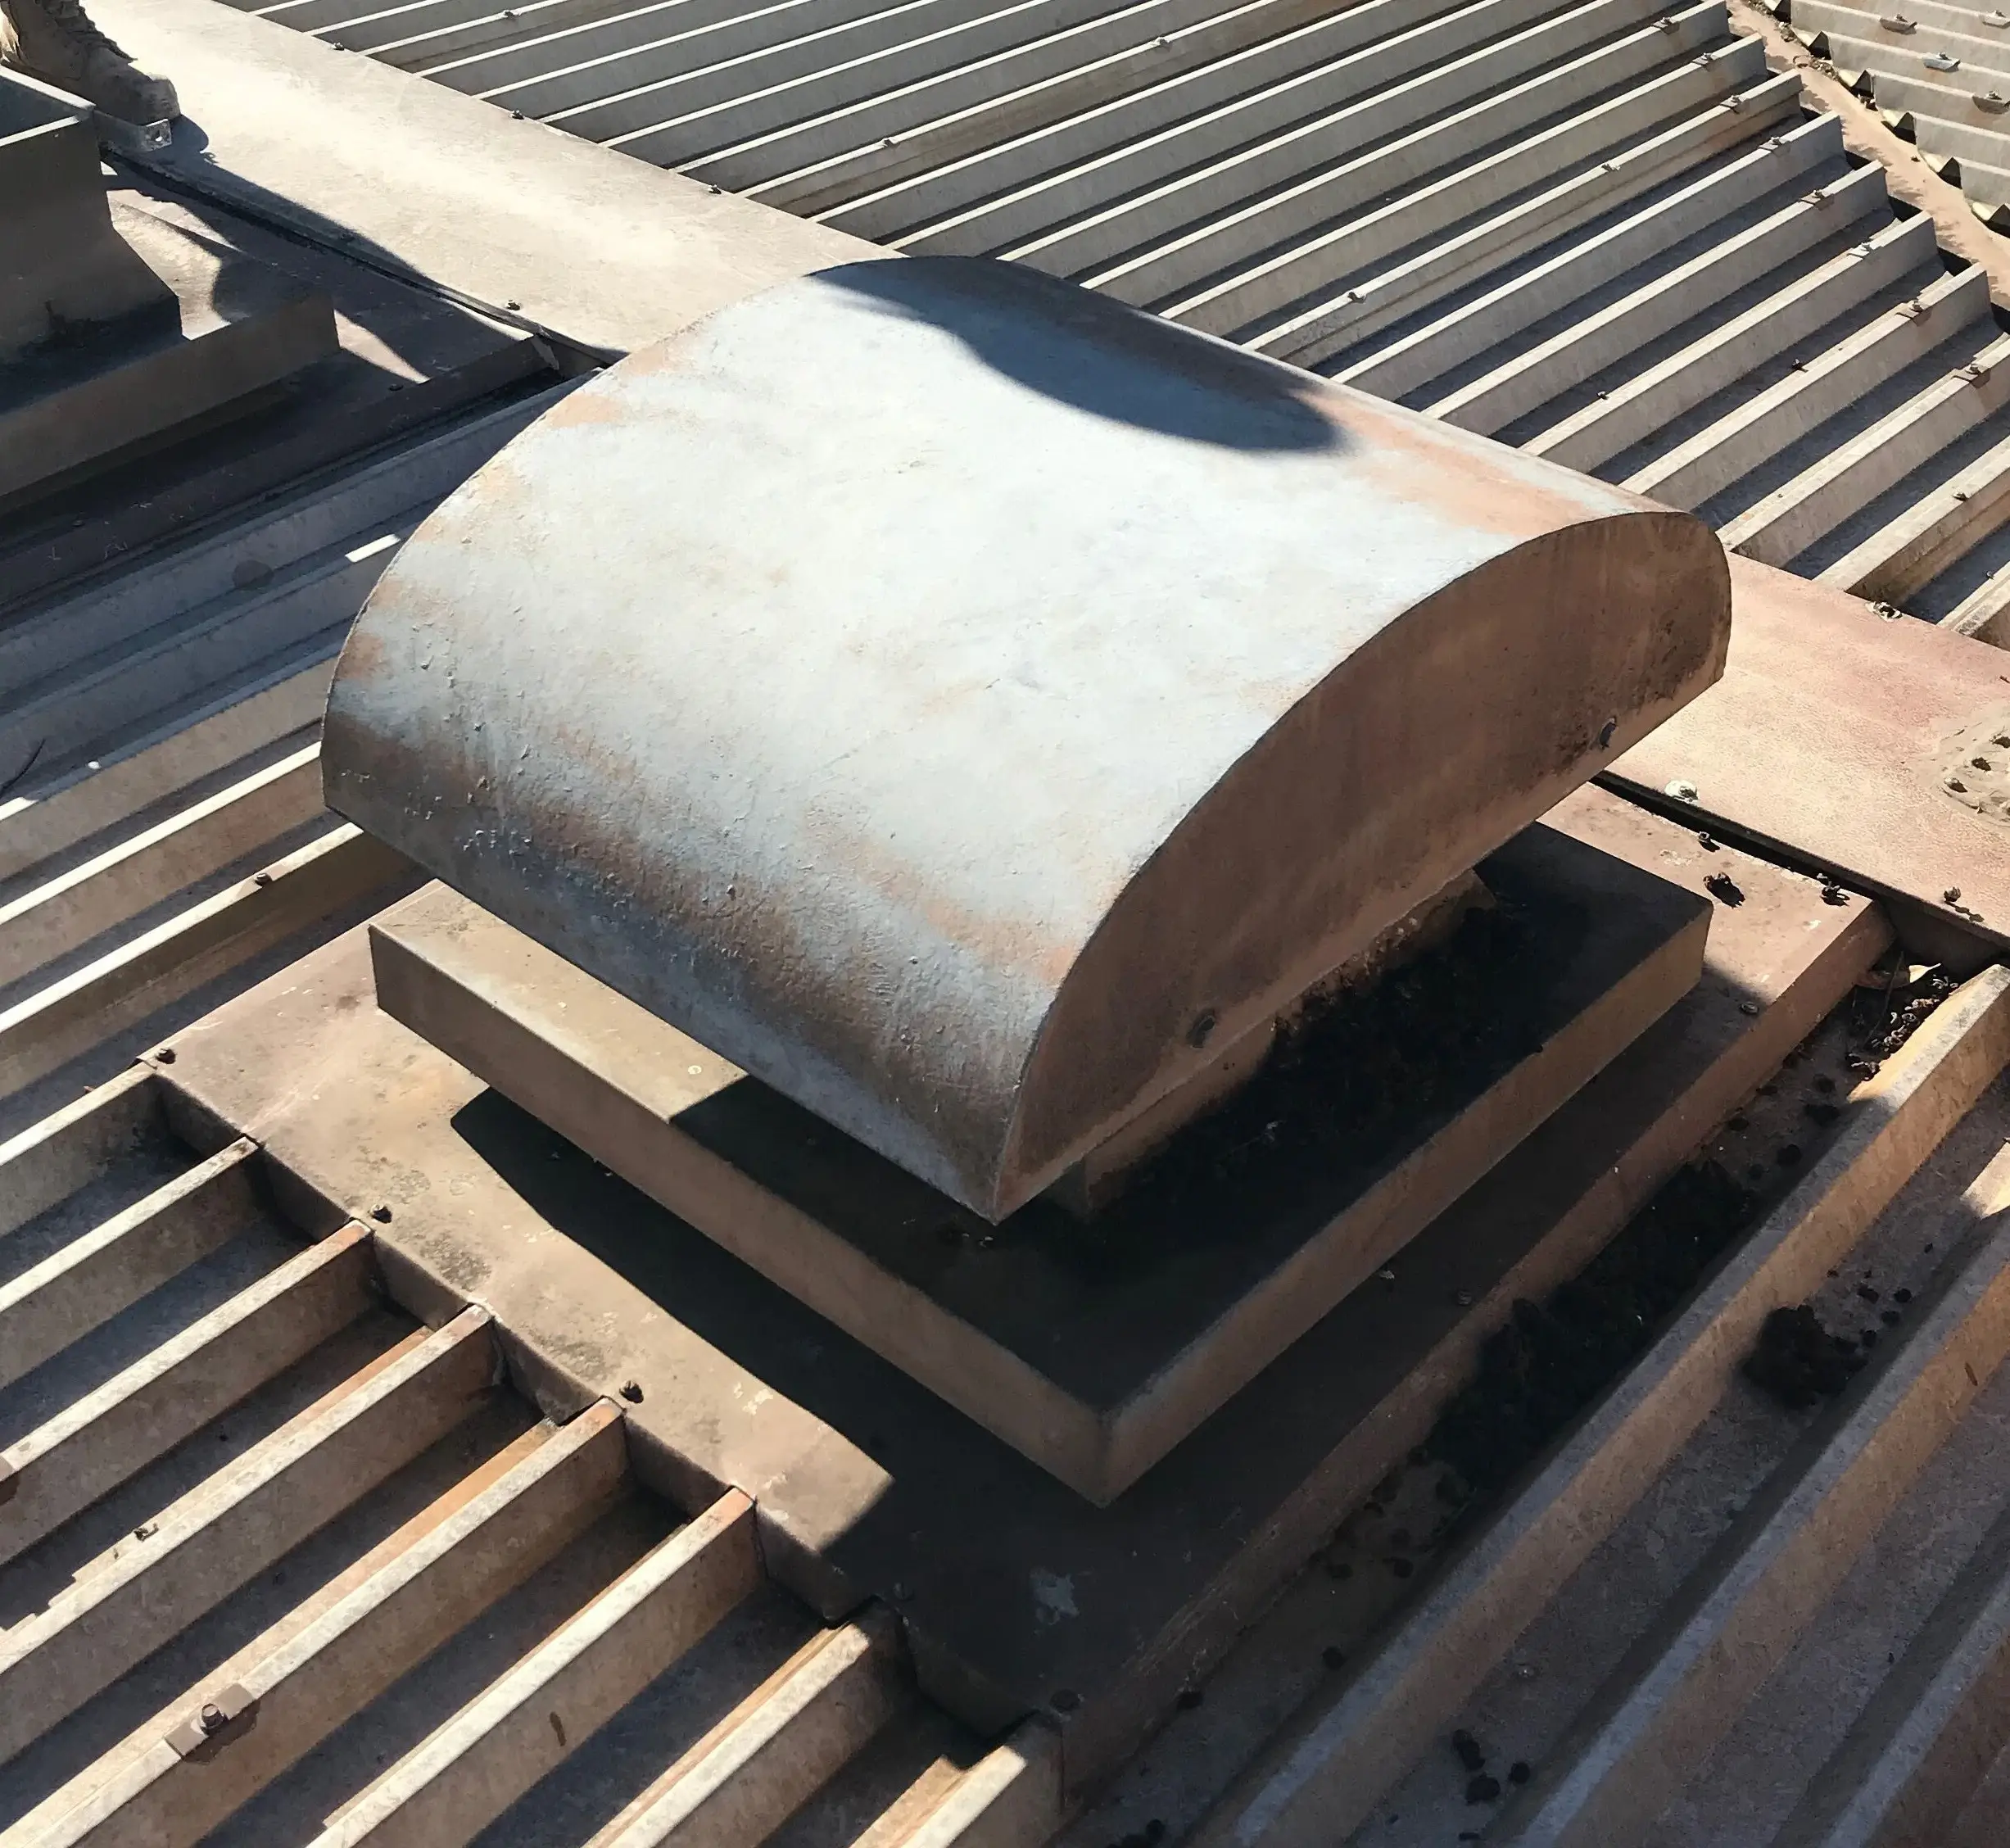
left=1773, top=0, right=2010, bottom=232
left=0, top=1069, right=1053, bottom=1848
left=215, top=0, right=2010, bottom=632
left=11, top=7, right=2010, bottom=1843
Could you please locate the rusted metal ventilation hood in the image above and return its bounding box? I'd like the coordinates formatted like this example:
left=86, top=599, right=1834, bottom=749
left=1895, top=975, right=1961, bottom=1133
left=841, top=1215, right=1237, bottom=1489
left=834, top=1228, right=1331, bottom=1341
left=322, top=258, right=1731, bottom=1222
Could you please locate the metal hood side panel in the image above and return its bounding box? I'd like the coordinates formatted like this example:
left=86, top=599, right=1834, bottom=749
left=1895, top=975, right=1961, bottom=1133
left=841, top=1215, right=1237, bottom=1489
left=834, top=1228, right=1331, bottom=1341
left=322, top=258, right=1729, bottom=1220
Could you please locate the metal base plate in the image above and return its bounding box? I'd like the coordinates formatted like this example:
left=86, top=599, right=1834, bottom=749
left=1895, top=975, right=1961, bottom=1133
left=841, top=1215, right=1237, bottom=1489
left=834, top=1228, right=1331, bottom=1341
left=147, top=790, right=1883, bottom=1793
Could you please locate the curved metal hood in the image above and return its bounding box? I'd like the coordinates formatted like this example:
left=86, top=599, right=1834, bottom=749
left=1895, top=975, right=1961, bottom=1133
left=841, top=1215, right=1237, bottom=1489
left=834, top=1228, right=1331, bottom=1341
left=322, top=257, right=1730, bottom=1221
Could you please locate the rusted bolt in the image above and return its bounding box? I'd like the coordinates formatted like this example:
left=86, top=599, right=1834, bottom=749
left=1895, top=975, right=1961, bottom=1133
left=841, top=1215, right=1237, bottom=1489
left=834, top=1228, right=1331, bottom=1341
left=1946, top=886, right=1964, bottom=904
left=1187, top=1009, right=1218, bottom=1049
left=619, top=1379, right=645, bottom=1403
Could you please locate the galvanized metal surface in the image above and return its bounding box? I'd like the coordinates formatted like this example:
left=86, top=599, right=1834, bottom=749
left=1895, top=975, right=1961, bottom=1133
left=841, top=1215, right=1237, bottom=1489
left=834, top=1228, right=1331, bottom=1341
left=323, top=256, right=1727, bottom=1218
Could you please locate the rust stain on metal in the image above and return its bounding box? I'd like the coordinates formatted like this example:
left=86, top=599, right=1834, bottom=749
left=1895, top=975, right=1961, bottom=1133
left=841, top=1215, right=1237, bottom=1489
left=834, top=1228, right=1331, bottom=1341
left=1934, top=707, right=2010, bottom=825
left=1611, top=555, right=2010, bottom=936
left=165, top=1683, right=260, bottom=1761
left=325, top=257, right=1731, bottom=1218
left=540, top=385, right=629, bottom=427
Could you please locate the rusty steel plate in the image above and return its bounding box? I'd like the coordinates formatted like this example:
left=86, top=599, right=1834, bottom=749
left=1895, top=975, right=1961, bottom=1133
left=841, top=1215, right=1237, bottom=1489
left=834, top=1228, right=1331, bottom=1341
left=323, top=257, right=1729, bottom=1220
left=1610, top=556, right=2010, bottom=946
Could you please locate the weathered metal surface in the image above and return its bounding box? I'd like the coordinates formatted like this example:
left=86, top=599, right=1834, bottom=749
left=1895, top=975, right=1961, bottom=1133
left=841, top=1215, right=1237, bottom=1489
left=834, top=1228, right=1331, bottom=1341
left=324, top=256, right=1730, bottom=1220
left=0, top=66, right=171, bottom=360
left=363, top=826, right=1712, bottom=1505
left=1609, top=555, right=2010, bottom=943
left=141, top=778, right=1878, bottom=1791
